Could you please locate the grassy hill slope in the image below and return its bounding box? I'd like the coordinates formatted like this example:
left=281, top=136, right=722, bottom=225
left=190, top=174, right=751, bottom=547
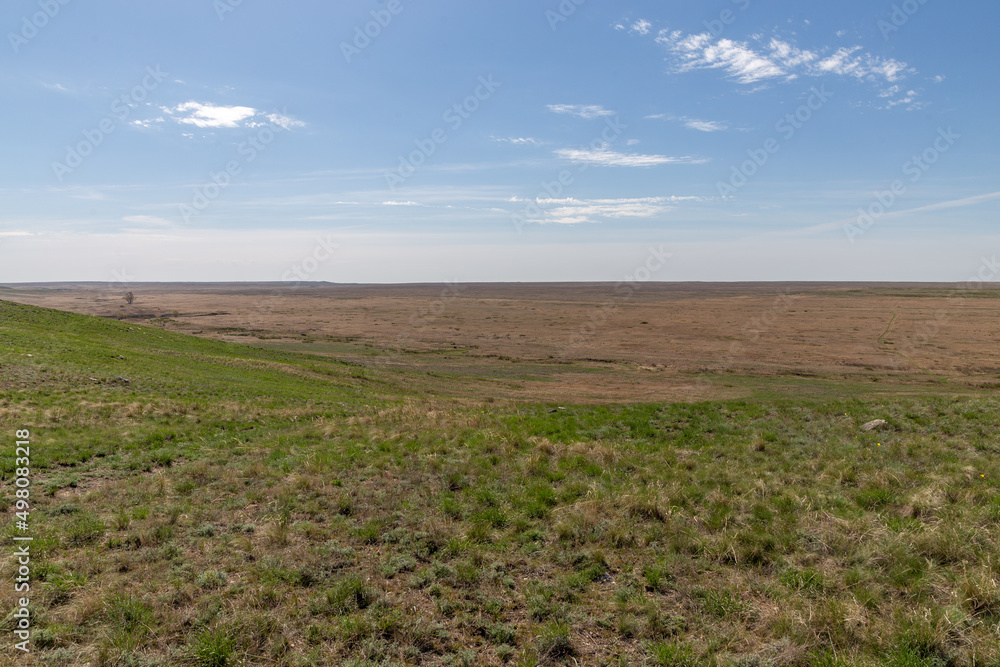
left=1, top=300, right=999, bottom=666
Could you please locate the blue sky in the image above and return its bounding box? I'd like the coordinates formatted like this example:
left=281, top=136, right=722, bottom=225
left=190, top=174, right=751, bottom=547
left=1, top=0, right=998, bottom=282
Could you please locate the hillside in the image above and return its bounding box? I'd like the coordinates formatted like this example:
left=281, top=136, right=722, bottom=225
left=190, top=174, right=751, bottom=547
left=1, top=300, right=999, bottom=666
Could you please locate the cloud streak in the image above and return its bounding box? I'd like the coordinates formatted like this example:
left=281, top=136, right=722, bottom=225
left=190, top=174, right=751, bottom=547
left=547, top=104, right=616, bottom=119
left=795, top=191, right=1000, bottom=236
left=491, top=136, right=541, bottom=146
left=531, top=196, right=707, bottom=225
left=554, top=145, right=709, bottom=167
left=645, top=114, right=730, bottom=132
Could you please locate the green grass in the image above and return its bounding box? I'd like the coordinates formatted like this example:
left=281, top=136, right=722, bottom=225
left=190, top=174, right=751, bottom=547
left=2, top=299, right=1000, bottom=665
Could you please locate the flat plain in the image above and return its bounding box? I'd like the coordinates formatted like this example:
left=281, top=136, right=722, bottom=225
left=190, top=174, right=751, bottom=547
left=1, top=283, right=999, bottom=666
left=4, top=281, right=1000, bottom=403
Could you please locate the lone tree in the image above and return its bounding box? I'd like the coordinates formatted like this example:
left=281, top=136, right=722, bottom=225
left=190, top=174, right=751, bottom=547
left=124, top=291, right=135, bottom=305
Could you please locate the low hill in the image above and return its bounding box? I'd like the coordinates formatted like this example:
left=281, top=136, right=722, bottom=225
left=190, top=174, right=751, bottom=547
left=1, top=300, right=998, bottom=665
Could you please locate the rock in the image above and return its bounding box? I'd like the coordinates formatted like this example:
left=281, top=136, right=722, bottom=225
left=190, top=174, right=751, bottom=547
left=861, top=419, right=888, bottom=432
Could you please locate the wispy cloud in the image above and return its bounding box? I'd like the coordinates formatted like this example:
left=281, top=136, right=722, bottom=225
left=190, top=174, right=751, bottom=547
left=547, top=104, right=615, bottom=119
left=814, top=46, right=907, bottom=82
left=631, top=19, right=651, bottom=35
left=67, top=187, right=109, bottom=201
left=657, top=32, right=784, bottom=84
left=555, top=145, right=709, bottom=167
left=41, top=82, right=71, bottom=93
left=158, top=102, right=304, bottom=130
left=901, top=191, right=1000, bottom=214
left=131, top=118, right=165, bottom=129
left=614, top=19, right=652, bottom=35
left=648, top=28, right=913, bottom=102
left=532, top=196, right=706, bottom=224
left=767, top=38, right=817, bottom=68
left=878, top=85, right=922, bottom=110
left=262, top=113, right=305, bottom=131
left=645, top=114, right=730, bottom=132
left=381, top=200, right=420, bottom=206
left=491, top=136, right=541, bottom=146
left=685, top=120, right=728, bottom=132
left=796, top=191, right=1000, bottom=236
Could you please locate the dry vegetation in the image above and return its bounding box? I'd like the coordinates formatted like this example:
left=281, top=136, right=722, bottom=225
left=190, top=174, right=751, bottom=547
left=4, top=281, right=1000, bottom=402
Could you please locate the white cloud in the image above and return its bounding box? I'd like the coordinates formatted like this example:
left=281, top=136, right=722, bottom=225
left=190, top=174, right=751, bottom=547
left=627, top=139, right=640, bottom=146
left=632, top=19, right=651, bottom=35
left=165, top=102, right=257, bottom=128
left=554, top=145, right=709, bottom=167
left=159, top=102, right=305, bottom=130
left=491, top=136, right=541, bottom=145
left=768, top=38, right=816, bottom=68
left=657, top=31, right=784, bottom=84
left=532, top=196, right=706, bottom=224
left=381, top=201, right=420, bottom=206
left=263, top=113, right=305, bottom=130
left=685, top=119, right=728, bottom=132
left=547, top=104, right=616, bottom=119
left=650, top=28, right=914, bottom=102
left=879, top=89, right=923, bottom=111
left=813, top=46, right=906, bottom=82
left=131, top=117, right=165, bottom=129
left=646, top=114, right=730, bottom=132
